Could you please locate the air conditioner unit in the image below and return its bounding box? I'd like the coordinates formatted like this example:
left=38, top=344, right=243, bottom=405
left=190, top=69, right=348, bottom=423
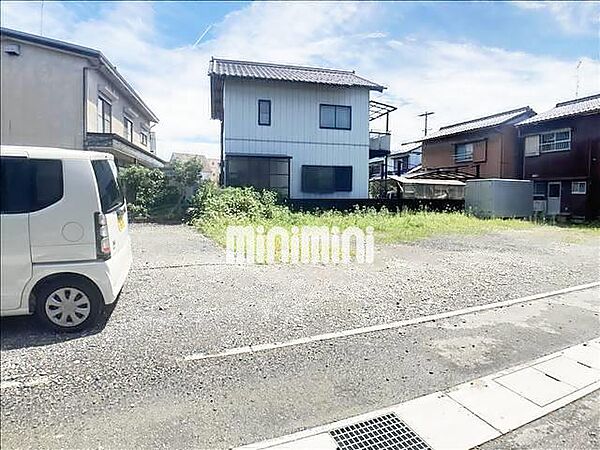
left=533, top=200, right=546, bottom=213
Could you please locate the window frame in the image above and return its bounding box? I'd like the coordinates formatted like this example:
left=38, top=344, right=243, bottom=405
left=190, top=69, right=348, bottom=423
left=124, top=117, right=134, bottom=142
left=539, top=128, right=571, bottom=154
left=571, top=181, right=587, bottom=195
left=140, top=131, right=148, bottom=146
left=319, top=104, right=352, bottom=130
left=454, top=142, right=474, bottom=163
left=258, top=99, right=271, bottom=126
left=97, top=95, right=112, bottom=133
left=226, top=155, right=290, bottom=198
left=301, top=165, right=353, bottom=193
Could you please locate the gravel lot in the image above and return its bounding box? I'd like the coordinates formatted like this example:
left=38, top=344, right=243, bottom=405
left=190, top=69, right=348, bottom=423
left=1, top=223, right=598, bottom=448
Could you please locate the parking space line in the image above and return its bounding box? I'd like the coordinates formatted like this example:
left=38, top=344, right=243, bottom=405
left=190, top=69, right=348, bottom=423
left=0, top=376, right=52, bottom=391
left=181, top=281, right=600, bottom=362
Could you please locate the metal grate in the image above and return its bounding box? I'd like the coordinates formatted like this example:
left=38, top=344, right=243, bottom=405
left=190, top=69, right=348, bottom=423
left=330, top=413, right=431, bottom=450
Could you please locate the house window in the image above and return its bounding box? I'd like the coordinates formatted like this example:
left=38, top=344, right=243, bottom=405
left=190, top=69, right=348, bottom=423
left=524, top=135, right=540, bottom=157
left=540, top=129, right=571, bottom=153
left=454, top=142, right=474, bottom=163
left=226, top=156, right=289, bottom=197
left=369, top=163, right=382, bottom=178
left=319, top=105, right=351, bottom=130
left=97, top=96, right=112, bottom=133
left=533, top=181, right=547, bottom=197
left=140, top=131, right=148, bottom=146
left=572, top=181, right=586, bottom=195
left=258, top=100, right=271, bottom=126
left=124, top=118, right=134, bottom=142
left=301, top=165, right=352, bottom=193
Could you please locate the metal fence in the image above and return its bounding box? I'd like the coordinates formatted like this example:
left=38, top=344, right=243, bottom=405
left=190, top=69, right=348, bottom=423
left=285, top=198, right=464, bottom=212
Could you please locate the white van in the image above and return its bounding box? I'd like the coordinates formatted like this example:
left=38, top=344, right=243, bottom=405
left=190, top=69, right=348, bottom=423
left=0, top=146, right=132, bottom=331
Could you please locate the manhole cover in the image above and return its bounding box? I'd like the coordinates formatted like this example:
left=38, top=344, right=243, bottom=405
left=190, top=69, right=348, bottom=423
left=329, top=413, right=431, bottom=450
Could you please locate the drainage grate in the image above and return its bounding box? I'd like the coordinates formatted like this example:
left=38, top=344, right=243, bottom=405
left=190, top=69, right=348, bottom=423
left=329, top=413, right=431, bottom=450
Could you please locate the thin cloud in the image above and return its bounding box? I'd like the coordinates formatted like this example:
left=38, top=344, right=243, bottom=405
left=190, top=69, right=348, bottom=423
left=1, top=1, right=599, bottom=159
left=513, top=1, right=600, bottom=36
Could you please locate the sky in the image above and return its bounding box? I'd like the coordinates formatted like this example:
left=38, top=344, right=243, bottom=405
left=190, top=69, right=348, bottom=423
left=1, top=1, right=599, bottom=160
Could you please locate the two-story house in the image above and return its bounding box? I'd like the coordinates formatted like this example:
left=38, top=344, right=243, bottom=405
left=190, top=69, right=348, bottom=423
left=208, top=58, right=386, bottom=198
left=406, top=106, right=535, bottom=180
left=0, top=27, right=163, bottom=168
left=369, top=144, right=422, bottom=179
left=517, top=94, right=600, bottom=220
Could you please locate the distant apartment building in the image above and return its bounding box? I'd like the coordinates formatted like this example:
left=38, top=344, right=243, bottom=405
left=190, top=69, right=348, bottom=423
left=208, top=58, right=392, bottom=199
left=0, top=27, right=163, bottom=168
left=407, top=107, right=536, bottom=180
left=517, top=94, right=600, bottom=220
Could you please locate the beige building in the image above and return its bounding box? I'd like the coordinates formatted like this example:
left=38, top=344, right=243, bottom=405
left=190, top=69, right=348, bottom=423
left=169, top=152, right=220, bottom=183
left=0, top=27, right=164, bottom=168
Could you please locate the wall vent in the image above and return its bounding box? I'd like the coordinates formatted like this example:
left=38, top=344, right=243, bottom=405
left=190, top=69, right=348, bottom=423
left=4, top=44, right=21, bottom=55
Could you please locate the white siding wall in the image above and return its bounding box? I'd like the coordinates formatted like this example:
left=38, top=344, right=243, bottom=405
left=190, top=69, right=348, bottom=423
left=223, top=78, right=370, bottom=199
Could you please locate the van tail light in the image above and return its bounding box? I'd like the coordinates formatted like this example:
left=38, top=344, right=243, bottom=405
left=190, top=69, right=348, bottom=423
left=95, top=212, right=111, bottom=260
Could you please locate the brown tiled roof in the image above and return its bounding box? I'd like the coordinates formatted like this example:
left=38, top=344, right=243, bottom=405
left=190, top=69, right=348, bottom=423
left=208, top=58, right=385, bottom=91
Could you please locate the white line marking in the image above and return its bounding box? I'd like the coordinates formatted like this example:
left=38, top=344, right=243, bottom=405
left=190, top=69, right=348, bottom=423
left=237, top=338, right=600, bottom=449
left=0, top=376, right=52, bottom=390
left=182, top=281, right=600, bottom=362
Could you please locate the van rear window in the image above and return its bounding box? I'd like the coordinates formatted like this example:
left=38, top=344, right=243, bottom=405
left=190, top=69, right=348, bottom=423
left=92, top=160, right=124, bottom=213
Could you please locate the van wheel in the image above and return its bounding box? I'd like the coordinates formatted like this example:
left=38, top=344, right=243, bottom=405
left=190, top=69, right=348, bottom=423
left=35, top=277, right=103, bottom=332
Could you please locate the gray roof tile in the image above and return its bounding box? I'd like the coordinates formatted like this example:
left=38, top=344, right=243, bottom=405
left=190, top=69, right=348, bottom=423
left=405, top=106, right=533, bottom=143
left=208, top=58, right=384, bottom=91
left=517, top=94, right=600, bottom=125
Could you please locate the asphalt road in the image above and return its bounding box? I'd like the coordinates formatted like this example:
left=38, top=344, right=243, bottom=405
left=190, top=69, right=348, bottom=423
left=1, top=224, right=598, bottom=449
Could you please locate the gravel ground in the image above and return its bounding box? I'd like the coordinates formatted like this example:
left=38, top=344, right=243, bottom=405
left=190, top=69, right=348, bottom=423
left=1, top=223, right=598, bottom=448
left=2, top=223, right=598, bottom=368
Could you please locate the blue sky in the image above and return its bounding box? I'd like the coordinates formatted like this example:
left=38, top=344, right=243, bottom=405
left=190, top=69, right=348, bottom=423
left=1, top=1, right=599, bottom=158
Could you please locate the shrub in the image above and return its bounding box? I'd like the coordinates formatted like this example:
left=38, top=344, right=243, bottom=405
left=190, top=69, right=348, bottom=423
left=118, top=156, right=205, bottom=221
left=118, top=165, right=167, bottom=218
left=188, top=184, right=285, bottom=223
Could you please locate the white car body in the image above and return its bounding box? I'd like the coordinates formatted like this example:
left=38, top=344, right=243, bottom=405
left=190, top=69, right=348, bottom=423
left=0, top=145, right=132, bottom=325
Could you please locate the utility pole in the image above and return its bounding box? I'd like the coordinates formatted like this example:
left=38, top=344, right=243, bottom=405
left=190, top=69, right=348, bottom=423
left=418, top=111, right=434, bottom=136
left=40, top=0, right=45, bottom=36
left=575, top=60, right=582, bottom=98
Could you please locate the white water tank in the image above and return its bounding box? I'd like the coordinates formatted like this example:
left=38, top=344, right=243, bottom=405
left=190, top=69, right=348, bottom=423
left=465, top=179, right=533, bottom=218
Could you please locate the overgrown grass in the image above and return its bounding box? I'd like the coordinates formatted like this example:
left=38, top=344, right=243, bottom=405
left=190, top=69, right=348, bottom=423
left=189, top=185, right=599, bottom=247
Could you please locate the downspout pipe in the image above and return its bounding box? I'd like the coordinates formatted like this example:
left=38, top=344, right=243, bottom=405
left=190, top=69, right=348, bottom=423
left=83, top=66, right=88, bottom=149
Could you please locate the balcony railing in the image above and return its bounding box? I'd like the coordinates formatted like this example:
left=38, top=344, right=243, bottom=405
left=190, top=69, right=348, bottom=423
left=369, top=131, right=391, bottom=158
